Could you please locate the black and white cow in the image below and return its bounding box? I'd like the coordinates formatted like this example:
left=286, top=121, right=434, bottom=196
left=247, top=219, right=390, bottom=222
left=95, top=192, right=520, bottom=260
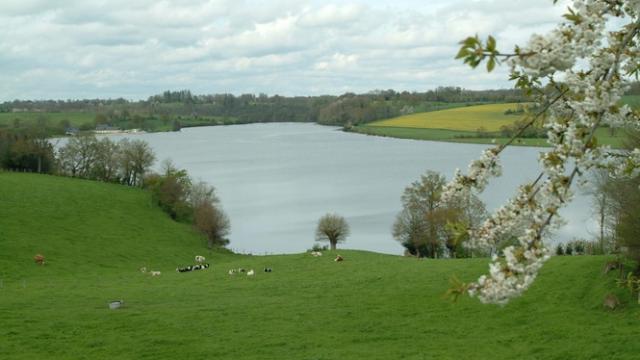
left=176, top=263, right=209, bottom=273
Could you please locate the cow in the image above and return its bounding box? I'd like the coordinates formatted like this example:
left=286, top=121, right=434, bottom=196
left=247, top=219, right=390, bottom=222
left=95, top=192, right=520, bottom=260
left=150, top=271, right=161, bottom=276
left=176, top=264, right=209, bottom=273
left=195, top=255, right=206, bottom=264
left=247, top=269, right=255, bottom=276
left=34, top=254, right=45, bottom=265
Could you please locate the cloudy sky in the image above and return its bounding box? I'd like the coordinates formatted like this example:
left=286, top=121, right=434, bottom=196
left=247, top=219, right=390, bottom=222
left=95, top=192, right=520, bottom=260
left=0, top=0, right=567, bottom=101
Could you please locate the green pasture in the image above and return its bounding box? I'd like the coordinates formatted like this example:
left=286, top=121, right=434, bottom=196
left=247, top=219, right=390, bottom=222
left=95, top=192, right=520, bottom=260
left=0, top=172, right=638, bottom=359
left=0, top=111, right=95, bottom=128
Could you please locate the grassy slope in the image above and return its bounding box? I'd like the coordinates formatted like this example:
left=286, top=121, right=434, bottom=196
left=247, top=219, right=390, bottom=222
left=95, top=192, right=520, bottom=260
left=1, top=173, right=638, bottom=359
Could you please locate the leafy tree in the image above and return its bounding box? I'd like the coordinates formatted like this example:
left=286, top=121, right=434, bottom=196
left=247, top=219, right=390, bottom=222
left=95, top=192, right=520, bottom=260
left=315, top=213, right=350, bottom=250
left=144, top=160, right=191, bottom=220
left=393, top=170, right=487, bottom=258
left=118, top=139, right=155, bottom=186
left=555, top=244, right=564, bottom=256
left=57, top=135, right=98, bottom=177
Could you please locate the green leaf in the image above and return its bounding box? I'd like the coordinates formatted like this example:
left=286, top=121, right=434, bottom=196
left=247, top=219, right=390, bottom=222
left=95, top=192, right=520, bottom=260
left=486, top=35, right=496, bottom=52
left=487, top=57, right=496, bottom=72
left=455, top=47, right=470, bottom=60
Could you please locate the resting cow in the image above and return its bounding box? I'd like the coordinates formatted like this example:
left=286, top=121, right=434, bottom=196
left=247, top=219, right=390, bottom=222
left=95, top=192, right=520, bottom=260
left=176, top=263, right=209, bottom=273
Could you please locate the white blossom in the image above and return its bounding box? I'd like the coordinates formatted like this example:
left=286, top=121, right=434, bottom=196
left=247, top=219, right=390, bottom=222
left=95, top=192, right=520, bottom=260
left=453, top=0, right=640, bottom=304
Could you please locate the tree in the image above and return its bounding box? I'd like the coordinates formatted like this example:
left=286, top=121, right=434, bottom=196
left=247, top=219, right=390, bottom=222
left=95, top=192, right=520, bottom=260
left=145, top=160, right=192, bottom=220
left=393, top=170, right=487, bottom=258
left=57, top=135, right=98, bottom=178
left=599, top=130, right=640, bottom=268
left=193, top=201, right=230, bottom=248
left=190, top=180, right=230, bottom=248
left=118, top=139, right=155, bottom=186
left=91, top=137, right=121, bottom=182
left=449, top=0, right=640, bottom=304
left=315, top=213, right=350, bottom=250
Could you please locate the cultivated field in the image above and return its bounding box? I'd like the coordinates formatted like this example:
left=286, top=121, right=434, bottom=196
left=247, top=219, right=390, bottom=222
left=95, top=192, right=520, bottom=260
left=0, top=172, right=638, bottom=359
left=370, top=103, right=524, bottom=132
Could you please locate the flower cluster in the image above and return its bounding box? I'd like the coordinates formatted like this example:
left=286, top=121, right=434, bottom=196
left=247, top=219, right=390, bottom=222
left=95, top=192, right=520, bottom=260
left=450, top=0, right=640, bottom=304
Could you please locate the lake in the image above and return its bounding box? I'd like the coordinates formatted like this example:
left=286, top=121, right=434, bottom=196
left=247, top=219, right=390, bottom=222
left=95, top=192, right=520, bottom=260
left=110, top=123, right=597, bottom=255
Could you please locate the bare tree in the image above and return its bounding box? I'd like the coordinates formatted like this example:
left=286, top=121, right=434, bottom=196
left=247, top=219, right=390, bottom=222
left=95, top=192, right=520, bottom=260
left=315, top=213, right=350, bottom=250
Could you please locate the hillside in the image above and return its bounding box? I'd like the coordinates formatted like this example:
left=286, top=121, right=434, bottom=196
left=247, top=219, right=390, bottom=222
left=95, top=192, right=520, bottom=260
left=0, top=172, right=638, bottom=359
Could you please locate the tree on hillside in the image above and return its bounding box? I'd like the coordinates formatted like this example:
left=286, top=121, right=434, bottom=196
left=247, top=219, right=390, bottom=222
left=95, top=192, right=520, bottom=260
left=448, top=0, right=640, bottom=304
left=315, top=213, right=350, bottom=250
left=145, top=160, right=192, bottom=221
left=91, top=137, right=121, bottom=182
left=193, top=201, right=230, bottom=248
left=57, top=135, right=98, bottom=178
left=118, top=139, right=155, bottom=186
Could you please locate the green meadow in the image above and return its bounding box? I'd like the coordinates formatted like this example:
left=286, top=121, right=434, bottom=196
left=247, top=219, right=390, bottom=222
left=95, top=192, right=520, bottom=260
left=1, top=172, right=638, bottom=359
left=0, top=111, right=96, bottom=128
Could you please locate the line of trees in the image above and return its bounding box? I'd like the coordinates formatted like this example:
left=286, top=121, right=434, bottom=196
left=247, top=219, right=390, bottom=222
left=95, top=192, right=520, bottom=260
left=2, top=87, right=528, bottom=135
left=0, top=128, right=56, bottom=173
left=57, top=135, right=155, bottom=186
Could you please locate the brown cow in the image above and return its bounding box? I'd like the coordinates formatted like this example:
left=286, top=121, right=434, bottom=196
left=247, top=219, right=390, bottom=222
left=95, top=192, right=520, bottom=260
left=34, top=254, right=45, bottom=265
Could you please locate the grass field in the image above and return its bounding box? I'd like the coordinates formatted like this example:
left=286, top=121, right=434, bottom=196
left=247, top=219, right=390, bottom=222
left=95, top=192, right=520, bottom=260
left=1, top=172, right=638, bottom=359
left=354, top=126, right=626, bottom=147
left=0, top=111, right=96, bottom=128
left=370, top=103, right=525, bottom=132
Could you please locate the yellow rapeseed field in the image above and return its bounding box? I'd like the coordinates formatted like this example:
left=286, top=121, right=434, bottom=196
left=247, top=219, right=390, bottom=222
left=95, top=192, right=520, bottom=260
left=371, top=103, right=525, bottom=131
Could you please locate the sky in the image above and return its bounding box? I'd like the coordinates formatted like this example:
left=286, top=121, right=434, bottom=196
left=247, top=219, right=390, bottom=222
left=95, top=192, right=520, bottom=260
left=0, top=0, right=568, bottom=101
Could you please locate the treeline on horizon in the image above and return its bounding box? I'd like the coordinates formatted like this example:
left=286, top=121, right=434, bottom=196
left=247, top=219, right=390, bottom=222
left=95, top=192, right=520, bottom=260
left=0, top=87, right=527, bottom=132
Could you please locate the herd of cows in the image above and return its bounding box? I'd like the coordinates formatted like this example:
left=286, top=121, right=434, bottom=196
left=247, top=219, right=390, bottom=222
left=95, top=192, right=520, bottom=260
left=136, top=252, right=345, bottom=278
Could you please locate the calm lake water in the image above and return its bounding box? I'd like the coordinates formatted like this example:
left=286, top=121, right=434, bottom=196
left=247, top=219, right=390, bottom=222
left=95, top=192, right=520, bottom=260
left=110, top=123, right=596, bottom=255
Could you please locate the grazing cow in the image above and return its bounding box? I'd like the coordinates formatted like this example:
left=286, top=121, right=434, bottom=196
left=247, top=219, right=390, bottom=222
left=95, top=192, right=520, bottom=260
left=150, top=271, right=161, bottom=276
left=334, top=255, right=344, bottom=262
left=228, top=269, right=237, bottom=275
left=247, top=269, right=255, bottom=276
left=195, top=255, right=206, bottom=264
left=264, top=268, right=272, bottom=273
left=33, top=254, right=45, bottom=265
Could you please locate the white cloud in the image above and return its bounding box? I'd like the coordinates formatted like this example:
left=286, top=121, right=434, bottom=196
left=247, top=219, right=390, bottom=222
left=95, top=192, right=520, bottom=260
left=0, top=0, right=570, bottom=100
